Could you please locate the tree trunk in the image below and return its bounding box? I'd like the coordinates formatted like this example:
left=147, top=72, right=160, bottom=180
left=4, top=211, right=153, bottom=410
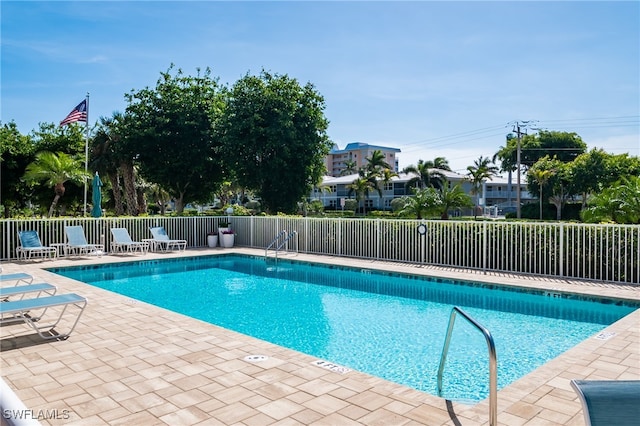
left=48, top=194, right=61, bottom=218
left=120, top=161, right=138, bottom=216
left=175, top=192, right=185, bottom=213
left=107, top=171, right=124, bottom=216
left=137, top=187, right=147, bottom=215
left=539, top=185, right=543, bottom=220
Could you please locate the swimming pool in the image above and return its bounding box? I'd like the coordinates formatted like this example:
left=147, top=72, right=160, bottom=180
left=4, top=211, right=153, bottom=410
left=49, top=255, right=637, bottom=402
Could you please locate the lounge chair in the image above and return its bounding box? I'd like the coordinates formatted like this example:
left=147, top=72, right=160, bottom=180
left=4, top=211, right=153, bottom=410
left=16, top=230, right=58, bottom=260
left=0, top=273, right=33, bottom=286
left=110, top=228, right=149, bottom=254
left=64, top=225, right=105, bottom=256
left=149, top=226, right=187, bottom=252
left=571, top=379, right=640, bottom=426
left=0, top=283, right=57, bottom=301
left=0, top=293, right=87, bottom=340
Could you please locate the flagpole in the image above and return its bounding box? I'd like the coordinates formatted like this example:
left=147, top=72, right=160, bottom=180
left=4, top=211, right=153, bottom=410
left=83, top=92, right=90, bottom=216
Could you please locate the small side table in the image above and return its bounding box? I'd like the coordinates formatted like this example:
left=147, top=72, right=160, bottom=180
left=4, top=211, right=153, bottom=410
left=50, top=243, right=68, bottom=258
left=142, top=239, right=156, bottom=252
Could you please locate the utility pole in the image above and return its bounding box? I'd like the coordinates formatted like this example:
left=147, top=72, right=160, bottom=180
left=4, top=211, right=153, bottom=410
left=513, top=122, right=523, bottom=219
left=510, top=120, right=535, bottom=219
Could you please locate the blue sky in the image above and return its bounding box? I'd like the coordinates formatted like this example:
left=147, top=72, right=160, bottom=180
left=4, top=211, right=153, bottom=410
left=2, top=1, right=639, bottom=173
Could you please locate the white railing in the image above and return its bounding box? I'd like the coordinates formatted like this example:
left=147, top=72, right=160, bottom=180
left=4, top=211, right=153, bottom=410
left=1, top=217, right=638, bottom=284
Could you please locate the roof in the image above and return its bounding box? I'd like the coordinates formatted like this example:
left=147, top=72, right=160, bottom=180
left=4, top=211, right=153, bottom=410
left=329, top=142, right=401, bottom=154
left=319, top=169, right=467, bottom=185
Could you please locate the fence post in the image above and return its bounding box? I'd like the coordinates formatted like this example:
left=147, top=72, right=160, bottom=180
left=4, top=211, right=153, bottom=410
left=482, top=221, right=487, bottom=274
left=559, top=223, right=564, bottom=278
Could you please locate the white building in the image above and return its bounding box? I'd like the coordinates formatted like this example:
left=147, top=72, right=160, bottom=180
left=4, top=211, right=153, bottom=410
left=311, top=170, right=533, bottom=214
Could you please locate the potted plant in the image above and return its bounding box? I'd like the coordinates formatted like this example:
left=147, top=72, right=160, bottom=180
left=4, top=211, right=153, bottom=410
left=219, top=229, right=235, bottom=248
left=218, top=220, right=230, bottom=235
left=207, top=231, right=218, bottom=248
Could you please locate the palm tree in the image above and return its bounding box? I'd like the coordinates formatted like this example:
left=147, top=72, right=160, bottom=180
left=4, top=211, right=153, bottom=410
left=402, top=157, right=450, bottom=190
left=436, top=181, right=474, bottom=220
left=432, top=156, right=452, bottom=171
left=529, top=169, right=554, bottom=220
left=582, top=176, right=640, bottom=224
left=466, top=156, right=499, bottom=219
left=340, top=159, right=358, bottom=176
left=91, top=114, right=125, bottom=215
left=376, top=168, right=398, bottom=210
left=23, top=151, right=89, bottom=217
left=365, top=150, right=391, bottom=174
left=398, top=187, right=440, bottom=219
left=147, top=183, right=171, bottom=215
left=347, top=174, right=376, bottom=216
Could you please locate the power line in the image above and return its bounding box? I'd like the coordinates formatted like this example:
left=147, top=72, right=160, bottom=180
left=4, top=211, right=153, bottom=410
left=397, top=115, right=638, bottom=153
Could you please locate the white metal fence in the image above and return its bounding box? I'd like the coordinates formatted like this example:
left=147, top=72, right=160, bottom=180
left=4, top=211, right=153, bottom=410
left=1, top=217, right=638, bottom=284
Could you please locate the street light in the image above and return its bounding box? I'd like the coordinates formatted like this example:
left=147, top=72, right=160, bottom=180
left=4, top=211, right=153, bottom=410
left=226, top=207, right=234, bottom=228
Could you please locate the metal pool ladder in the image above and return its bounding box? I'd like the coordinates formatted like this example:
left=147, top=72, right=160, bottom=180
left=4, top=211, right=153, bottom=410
left=437, top=306, right=497, bottom=426
left=265, top=230, right=298, bottom=261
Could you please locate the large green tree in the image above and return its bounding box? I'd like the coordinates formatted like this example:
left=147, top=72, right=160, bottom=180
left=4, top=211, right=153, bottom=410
left=495, top=130, right=587, bottom=172
left=220, top=70, right=332, bottom=214
left=0, top=121, right=35, bottom=217
left=122, top=65, right=226, bottom=213
left=91, top=113, right=126, bottom=215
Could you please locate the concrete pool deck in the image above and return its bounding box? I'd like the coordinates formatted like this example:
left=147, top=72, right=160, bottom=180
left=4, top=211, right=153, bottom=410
left=0, top=248, right=638, bottom=425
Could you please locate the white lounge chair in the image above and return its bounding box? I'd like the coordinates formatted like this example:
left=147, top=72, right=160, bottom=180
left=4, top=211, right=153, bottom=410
left=64, top=226, right=105, bottom=256
left=149, top=226, right=187, bottom=251
left=110, top=228, right=149, bottom=254
left=0, top=273, right=33, bottom=286
left=571, top=379, right=640, bottom=426
left=16, top=230, right=58, bottom=260
left=0, top=293, right=87, bottom=340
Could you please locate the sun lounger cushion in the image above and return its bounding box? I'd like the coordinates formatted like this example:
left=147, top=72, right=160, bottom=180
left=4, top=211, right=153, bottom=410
left=571, top=379, right=640, bottom=426
left=0, top=293, right=87, bottom=340
left=0, top=283, right=57, bottom=300
left=0, top=273, right=33, bottom=285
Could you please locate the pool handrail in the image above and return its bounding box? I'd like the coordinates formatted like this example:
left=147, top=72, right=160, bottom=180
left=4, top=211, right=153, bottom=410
left=265, top=230, right=298, bottom=261
left=437, top=306, right=497, bottom=426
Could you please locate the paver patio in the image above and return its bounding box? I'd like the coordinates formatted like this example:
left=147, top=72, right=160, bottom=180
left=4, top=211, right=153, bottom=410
left=1, top=248, right=638, bottom=425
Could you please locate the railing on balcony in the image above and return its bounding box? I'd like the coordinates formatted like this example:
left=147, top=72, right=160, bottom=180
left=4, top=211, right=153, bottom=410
left=1, top=217, right=638, bottom=284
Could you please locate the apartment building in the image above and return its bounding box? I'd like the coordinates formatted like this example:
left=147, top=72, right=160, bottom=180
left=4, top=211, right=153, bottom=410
left=312, top=170, right=533, bottom=214
left=325, top=142, right=401, bottom=177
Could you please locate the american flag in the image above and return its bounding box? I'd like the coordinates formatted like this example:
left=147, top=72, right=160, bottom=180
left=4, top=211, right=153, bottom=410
left=60, top=99, right=88, bottom=126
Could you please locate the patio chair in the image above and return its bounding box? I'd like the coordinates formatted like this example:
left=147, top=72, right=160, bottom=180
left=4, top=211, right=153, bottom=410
left=110, top=228, right=149, bottom=254
left=149, top=226, right=187, bottom=252
left=16, top=230, right=58, bottom=260
left=0, top=282, right=57, bottom=302
left=0, top=293, right=87, bottom=340
left=64, top=225, right=105, bottom=257
left=571, top=379, right=640, bottom=426
left=0, top=273, right=33, bottom=286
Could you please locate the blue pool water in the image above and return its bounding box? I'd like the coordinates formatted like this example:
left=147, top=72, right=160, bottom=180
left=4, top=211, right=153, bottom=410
left=49, top=255, right=637, bottom=402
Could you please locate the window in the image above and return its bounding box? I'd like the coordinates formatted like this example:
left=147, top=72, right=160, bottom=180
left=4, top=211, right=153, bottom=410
left=383, top=182, right=393, bottom=191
